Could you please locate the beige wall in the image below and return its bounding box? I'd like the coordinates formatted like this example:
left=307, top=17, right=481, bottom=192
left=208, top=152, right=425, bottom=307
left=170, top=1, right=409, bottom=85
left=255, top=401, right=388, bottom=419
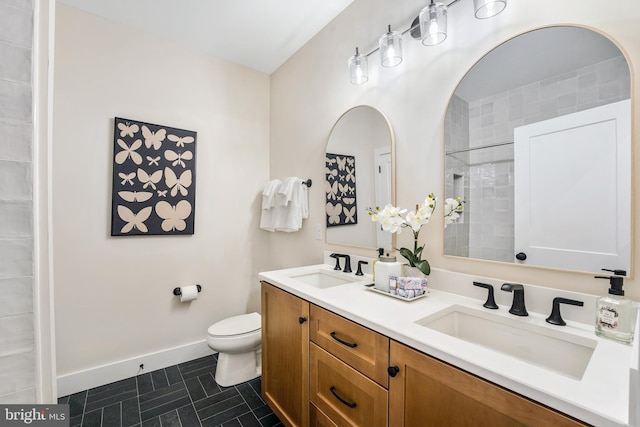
left=51, top=0, right=640, bottom=386
left=269, top=0, right=640, bottom=301
left=52, top=4, right=270, bottom=376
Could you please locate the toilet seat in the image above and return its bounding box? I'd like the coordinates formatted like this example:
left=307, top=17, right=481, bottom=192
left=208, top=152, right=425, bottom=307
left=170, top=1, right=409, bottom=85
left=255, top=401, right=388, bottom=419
left=208, top=312, right=261, bottom=337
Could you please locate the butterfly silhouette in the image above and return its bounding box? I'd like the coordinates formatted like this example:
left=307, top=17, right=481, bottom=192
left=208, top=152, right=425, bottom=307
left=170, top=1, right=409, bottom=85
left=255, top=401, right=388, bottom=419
left=325, top=180, right=338, bottom=201
left=345, top=166, right=356, bottom=183
left=325, top=156, right=337, bottom=165
left=336, top=156, right=347, bottom=171
left=147, top=156, right=160, bottom=166
left=167, top=134, right=195, bottom=148
left=164, top=150, right=193, bottom=168
left=338, top=183, right=350, bottom=197
left=346, top=157, right=355, bottom=167
left=343, top=206, right=356, bottom=223
left=137, top=168, right=163, bottom=190
left=118, top=172, right=135, bottom=185
left=325, top=167, right=338, bottom=181
left=326, top=202, right=343, bottom=225
left=155, top=200, right=192, bottom=232
left=115, top=139, right=143, bottom=165
left=165, top=168, right=192, bottom=197
left=342, top=197, right=355, bottom=205
left=118, top=122, right=140, bottom=138
left=157, top=190, right=168, bottom=197
left=141, top=125, right=167, bottom=150
left=117, top=205, right=152, bottom=233
left=118, top=191, right=153, bottom=203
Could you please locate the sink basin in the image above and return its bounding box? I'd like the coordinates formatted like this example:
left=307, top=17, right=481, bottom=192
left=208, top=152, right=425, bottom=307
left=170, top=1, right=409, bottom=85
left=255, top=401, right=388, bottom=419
left=285, top=267, right=362, bottom=289
left=415, top=305, right=597, bottom=379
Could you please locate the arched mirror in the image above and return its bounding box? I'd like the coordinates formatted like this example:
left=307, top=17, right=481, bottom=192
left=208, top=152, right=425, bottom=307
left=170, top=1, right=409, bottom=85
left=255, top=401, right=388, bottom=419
left=325, top=106, right=396, bottom=251
left=444, top=26, right=631, bottom=275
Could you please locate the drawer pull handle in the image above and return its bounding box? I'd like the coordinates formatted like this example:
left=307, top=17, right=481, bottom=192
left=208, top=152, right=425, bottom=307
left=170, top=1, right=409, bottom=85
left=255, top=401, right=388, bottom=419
left=330, top=332, right=358, bottom=348
left=329, top=386, right=357, bottom=409
left=299, top=317, right=307, bottom=324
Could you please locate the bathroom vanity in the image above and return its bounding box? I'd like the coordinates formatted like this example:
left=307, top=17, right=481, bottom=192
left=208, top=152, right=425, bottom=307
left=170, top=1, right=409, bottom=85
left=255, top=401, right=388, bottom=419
left=259, top=263, right=636, bottom=427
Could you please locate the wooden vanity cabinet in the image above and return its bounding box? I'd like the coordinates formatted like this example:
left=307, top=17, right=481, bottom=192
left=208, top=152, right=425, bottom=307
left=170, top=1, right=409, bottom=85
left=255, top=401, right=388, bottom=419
left=389, top=341, right=587, bottom=427
left=261, top=282, right=310, bottom=427
left=262, top=281, right=588, bottom=427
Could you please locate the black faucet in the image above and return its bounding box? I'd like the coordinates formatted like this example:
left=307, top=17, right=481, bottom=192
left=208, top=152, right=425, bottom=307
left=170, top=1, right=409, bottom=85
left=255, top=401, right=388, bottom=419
left=545, top=297, right=584, bottom=326
left=501, top=283, right=528, bottom=316
left=338, top=254, right=352, bottom=273
left=473, top=282, right=498, bottom=309
left=329, top=253, right=342, bottom=270
left=355, top=260, right=368, bottom=276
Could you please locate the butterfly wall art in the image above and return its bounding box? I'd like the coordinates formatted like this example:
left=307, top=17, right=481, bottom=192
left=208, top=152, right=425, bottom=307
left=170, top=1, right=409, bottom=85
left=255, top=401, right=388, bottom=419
left=111, top=117, right=197, bottom=236
left=325, top=153, right=357, bottom=227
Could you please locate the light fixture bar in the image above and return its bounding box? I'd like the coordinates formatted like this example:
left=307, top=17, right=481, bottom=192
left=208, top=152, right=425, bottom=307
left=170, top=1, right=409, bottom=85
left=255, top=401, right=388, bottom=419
left=349, top=0, right=506, bottom=83
left=358, top=0, right=495, bottom=58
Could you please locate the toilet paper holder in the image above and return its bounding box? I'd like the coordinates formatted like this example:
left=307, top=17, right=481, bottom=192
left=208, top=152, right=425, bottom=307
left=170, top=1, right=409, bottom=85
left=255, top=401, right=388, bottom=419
left=173, top=285, right=202, bottom=296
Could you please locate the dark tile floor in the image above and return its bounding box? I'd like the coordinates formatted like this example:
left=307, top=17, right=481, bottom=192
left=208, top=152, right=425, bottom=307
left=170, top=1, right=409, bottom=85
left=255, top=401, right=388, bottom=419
left=58, top=354, right=282, bottom=427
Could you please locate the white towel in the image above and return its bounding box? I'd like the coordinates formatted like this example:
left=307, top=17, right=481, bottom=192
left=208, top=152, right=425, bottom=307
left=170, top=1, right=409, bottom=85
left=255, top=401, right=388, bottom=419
left=261, top=179, right=282, bottom=210
left=275, top=176, right=298, bottom=206
left=260, top=179, right=282, bottom=231
left=275, top=177, right=309, bottom=232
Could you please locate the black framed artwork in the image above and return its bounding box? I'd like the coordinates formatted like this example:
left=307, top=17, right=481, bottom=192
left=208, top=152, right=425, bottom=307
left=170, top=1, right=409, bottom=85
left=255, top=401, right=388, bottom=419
left=325, top=152, right=357, bottom=227
left=111, top=117, right=197, bottom=236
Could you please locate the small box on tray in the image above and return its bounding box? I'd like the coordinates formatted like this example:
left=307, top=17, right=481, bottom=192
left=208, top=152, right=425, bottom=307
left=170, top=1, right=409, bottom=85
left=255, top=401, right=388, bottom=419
left=389, top=275, right=428, bottom=299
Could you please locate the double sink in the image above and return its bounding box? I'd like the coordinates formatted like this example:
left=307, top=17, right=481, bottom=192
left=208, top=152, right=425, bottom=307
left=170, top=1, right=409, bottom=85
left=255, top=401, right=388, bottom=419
left=279, top=264, right=596, bottom=380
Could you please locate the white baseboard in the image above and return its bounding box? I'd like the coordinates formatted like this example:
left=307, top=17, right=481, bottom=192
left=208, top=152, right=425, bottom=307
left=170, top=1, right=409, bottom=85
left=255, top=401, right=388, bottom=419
left=57, top=340, right=215, bottom=397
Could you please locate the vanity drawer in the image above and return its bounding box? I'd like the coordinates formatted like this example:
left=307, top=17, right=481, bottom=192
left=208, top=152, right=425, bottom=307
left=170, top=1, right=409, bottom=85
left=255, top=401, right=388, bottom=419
left=310, top=343, right=388, bottom=427
left=310, top=403, right=339, bottom=427
left=310, top=305, right=390, bottom=387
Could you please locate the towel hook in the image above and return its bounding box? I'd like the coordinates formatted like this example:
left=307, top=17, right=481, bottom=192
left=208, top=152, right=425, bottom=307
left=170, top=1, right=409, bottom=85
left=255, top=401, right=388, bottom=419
left=302, top=179, right=312, bottom=187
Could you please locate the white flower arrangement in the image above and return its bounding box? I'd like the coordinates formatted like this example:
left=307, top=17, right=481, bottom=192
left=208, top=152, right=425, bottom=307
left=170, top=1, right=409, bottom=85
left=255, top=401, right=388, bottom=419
left=368, top=194, right=464, bottom=275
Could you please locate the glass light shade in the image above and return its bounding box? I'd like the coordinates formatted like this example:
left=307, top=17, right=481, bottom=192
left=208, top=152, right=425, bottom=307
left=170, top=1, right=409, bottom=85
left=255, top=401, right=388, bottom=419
left=474, top=0, right=507, bottom=19
left=348, top=48, right=368, bottom=84
left=379, top=29, right=403, bottom=67
left=420, top=2, right=447, bottom=46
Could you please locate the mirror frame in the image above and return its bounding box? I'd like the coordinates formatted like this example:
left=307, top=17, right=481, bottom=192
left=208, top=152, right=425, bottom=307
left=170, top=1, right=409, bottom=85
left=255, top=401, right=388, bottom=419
left=325, top=105, right=397, bottom=251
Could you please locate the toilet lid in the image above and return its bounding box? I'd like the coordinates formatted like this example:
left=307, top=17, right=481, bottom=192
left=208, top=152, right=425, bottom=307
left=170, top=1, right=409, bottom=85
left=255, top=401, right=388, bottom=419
left=208, top=312, right=261, bottom=336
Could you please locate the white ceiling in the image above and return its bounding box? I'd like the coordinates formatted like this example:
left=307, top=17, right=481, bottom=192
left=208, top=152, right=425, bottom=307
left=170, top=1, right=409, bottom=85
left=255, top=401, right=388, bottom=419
left=56, top=0, right=354, bottom=74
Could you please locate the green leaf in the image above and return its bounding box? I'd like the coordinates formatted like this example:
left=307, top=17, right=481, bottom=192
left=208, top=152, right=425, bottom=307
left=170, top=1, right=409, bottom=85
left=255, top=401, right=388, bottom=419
left=398, top=247, right=419, bottom=266
left=415, top=259, right=431, bottom=276
left=414, top=245, right=424, bottom=259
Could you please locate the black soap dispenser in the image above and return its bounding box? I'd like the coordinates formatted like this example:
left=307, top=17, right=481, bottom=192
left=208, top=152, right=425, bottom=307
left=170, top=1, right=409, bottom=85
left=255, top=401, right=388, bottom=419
left=594, top=269, right=638, bottom=344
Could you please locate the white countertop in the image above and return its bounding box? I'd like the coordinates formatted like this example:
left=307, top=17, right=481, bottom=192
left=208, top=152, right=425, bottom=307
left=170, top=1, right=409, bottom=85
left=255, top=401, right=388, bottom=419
left=259, top=263, right=637, bottom=427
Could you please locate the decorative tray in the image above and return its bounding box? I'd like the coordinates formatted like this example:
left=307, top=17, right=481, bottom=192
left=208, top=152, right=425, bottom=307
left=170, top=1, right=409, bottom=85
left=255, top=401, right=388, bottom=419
left=364, top=285, right=429, bottom=301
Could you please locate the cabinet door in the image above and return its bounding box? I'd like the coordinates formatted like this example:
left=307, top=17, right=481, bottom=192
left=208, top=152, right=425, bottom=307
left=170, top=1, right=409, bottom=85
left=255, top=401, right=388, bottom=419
left=310, top=305, right=389, bottom=387
left=310, top=343, right=388, bottom=427
left=261, top=282, right=309, bottom=427
left=389, top=341, right=586, bottom=427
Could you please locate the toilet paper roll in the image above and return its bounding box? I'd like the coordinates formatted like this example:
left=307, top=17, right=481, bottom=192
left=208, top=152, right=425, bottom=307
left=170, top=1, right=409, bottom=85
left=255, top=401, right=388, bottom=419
left=179, top=285, right=199, bottom=302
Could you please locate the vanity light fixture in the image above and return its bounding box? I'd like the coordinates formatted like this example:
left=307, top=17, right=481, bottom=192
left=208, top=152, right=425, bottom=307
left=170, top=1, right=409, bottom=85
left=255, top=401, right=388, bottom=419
left=348, top=0, right=507, bottom=84
left=348, top=47, right=369, bottom=84
left=379, top=25, right=403, bottom=67
left=473, top=0, right=507, bottom=19
left=420, top=1, right=448, bottom=46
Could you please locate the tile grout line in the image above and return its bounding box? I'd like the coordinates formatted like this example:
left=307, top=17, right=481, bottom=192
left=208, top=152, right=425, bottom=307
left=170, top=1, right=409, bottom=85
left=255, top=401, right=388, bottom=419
left=136, top=374, right=142, bottom=427
left=177, top=361, right=204, bottom=427
left=81, top=390, right=88, bottom=427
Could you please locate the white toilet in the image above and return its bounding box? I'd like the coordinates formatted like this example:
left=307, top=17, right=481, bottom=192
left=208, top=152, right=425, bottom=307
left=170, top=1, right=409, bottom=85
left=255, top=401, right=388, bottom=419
left=206, top=312, right=262, bottom=387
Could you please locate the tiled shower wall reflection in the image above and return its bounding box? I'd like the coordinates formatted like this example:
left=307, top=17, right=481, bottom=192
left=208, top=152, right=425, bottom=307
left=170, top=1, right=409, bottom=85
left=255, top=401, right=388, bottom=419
left=0, top=0, right=35, bottom=403
left=445, top=55, right=630, bottom=263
